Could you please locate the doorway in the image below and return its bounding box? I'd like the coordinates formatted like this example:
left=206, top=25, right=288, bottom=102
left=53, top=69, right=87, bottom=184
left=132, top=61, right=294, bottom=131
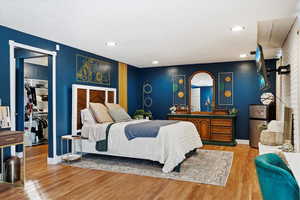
left=9, top=41, right=57, bottom=163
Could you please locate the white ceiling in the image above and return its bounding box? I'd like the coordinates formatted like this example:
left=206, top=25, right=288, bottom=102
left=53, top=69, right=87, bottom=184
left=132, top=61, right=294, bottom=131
left=0, top=0, right=298, bottom=67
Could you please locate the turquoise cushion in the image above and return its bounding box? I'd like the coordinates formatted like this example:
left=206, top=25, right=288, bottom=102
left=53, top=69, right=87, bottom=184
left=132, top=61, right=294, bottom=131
left=255, top=153, right=300, bottom=200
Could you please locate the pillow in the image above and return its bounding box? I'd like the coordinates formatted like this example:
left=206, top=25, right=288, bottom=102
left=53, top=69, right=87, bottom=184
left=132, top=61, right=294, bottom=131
left=81, top=108, right=97, bottom=125
left=89, top=103, right=113, bottom=123
left=260, top=130, right=284, bottom=146
left=105, top=103, right=123, bottom=110
left=108, top=108, right=132, bottom=122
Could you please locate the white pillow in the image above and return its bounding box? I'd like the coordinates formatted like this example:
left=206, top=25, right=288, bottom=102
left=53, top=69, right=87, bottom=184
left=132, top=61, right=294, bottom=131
left=81, top=108, right=97, bottom=125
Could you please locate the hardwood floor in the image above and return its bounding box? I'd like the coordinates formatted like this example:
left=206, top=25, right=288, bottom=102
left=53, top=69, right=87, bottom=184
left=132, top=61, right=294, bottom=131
left=0, top=144, right=262, bottom=200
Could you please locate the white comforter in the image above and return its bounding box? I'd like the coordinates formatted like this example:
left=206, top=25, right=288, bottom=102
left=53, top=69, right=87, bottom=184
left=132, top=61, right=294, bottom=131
left=81, top=120, right=202, bottom=173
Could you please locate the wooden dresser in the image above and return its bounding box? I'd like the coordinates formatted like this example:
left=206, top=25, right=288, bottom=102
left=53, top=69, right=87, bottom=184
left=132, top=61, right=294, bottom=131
left=168, top=113, right=237, bottom=146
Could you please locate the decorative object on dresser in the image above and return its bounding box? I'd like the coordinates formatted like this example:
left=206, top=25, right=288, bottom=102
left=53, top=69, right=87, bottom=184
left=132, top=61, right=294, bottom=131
left=0, top=130, right=25, bottom=185
left=168, top=113, right=236, bottom=146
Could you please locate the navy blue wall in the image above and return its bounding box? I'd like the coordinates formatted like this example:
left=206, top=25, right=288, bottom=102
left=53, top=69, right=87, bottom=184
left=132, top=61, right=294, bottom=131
left=127, top=65, right=142, bottom=115
left=0, top=25, right=141, bottom=157
left=137, top=60, right=277, bottom=139
left=24, top=63, right=48, bottom=80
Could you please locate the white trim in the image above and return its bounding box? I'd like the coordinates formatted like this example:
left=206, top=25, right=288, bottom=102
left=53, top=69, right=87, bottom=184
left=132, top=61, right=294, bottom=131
left=9, top=40, right=57, bottom=56
left=236, top=139, right=250, bottom=145
left=9, top=40, right=57, bottom=162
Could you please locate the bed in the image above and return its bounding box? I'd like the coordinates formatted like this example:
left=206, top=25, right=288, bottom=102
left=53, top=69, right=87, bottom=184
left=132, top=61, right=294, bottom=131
left=72, top=84, right=203, bottom=173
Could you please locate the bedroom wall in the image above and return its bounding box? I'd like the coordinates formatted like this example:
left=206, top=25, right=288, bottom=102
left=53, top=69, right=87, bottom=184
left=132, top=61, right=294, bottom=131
left=127, top=65, right=142, bottom=116
left=24, top=63, right=48, bottom=80
left=0, top=25, right=140, bottom=158
left=137, top=60, right=277, bottom=140
left=277, top=18, right=300, bottom=152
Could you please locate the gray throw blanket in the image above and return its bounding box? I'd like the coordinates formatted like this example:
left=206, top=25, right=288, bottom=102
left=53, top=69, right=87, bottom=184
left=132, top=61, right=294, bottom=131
left=125, top=120, right=179, bottom=140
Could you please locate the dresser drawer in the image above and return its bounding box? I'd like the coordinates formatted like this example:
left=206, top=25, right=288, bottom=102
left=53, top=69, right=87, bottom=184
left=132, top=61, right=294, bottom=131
left=211, top=119, right=232, bottom=126
left=210, top=133, right=232, bottom=142
left=0, top=132, right=23, bottom=146
left=168, top=117, right=187, bottom=121
left=211, top=126, right=232, bottom=135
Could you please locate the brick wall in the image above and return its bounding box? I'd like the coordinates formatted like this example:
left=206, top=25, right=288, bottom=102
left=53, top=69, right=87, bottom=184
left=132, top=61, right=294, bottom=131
left=279, top=18, right=300, bottom=152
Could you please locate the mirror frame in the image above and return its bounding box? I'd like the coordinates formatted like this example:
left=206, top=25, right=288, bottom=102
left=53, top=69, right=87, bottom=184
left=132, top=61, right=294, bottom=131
left=188, top=70, right=216, bottom=113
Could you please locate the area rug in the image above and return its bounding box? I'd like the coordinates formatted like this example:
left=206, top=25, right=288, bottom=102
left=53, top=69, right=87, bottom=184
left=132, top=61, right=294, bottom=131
left=63, top=149, right=233, bottom=186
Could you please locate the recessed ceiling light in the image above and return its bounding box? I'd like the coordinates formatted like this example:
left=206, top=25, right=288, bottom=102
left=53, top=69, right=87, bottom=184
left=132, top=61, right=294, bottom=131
left=105, top=41, right=117, bottom=46
left=231, top=26, right=245, bottom=32
left=240, top=54, right=247, bottom=58
left=152, top=60, right=159, bottom=65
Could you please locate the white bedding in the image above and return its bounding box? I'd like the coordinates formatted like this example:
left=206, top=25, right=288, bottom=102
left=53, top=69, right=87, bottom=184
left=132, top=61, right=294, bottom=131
left=81, top=119, right=203, bottom=173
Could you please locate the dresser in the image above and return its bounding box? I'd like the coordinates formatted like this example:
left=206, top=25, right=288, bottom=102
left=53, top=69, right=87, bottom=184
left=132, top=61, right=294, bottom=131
left=168, top=113, right=237, bottom=146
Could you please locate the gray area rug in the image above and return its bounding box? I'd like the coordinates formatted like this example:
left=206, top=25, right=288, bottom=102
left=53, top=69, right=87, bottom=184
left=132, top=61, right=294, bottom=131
left=63, top=149, right=233, bottom=186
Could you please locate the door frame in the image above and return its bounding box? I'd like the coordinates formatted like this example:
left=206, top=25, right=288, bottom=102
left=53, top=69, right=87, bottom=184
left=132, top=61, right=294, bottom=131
left=9, top=40, right=58, bottom=162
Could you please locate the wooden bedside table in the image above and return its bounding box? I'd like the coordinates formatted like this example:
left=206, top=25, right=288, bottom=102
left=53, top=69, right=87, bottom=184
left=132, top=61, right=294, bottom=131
left=60, top=135, right=82, bottom=162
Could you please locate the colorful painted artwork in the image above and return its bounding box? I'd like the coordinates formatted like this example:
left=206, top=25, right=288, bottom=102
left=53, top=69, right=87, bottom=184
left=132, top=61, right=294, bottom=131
left=218, top=72, right=233, bottom=105
left=76, top=54, right=111, bottom=85
left=173, top=75, right=186, bottom=105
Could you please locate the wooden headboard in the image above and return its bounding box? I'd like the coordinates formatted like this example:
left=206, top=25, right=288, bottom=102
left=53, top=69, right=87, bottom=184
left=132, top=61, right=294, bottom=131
left=72, top=84, right=117, bottom=134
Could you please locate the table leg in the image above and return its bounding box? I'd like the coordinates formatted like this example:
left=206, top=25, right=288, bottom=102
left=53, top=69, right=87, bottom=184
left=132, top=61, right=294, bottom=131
left=67, top=140, right=69, bottom=164
left=80, top=138, right=82, bottom=160
left=23, top=143, right=26, bottom=185
left=1, top=148, right=3, bottom=182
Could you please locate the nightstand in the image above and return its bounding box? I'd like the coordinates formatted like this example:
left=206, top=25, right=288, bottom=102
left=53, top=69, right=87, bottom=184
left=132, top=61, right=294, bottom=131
left=60, top=135, right=82, bottom=162
left=0, top=130, right=25, bottom=185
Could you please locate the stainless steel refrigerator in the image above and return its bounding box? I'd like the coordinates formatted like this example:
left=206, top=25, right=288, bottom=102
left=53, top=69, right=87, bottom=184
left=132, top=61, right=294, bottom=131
left=249, top=104, right=275, bottom=148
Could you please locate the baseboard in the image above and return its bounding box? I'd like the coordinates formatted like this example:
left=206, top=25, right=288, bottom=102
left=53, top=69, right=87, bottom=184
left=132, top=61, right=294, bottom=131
left=236, top=139, right=250, bottom=145
left=47, top=156, right=62, bottom=165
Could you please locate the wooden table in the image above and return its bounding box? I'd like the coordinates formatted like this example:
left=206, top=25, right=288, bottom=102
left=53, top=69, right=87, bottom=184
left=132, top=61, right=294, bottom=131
left=0, top=130, right=25, bottom=185
left=61, top=135, right=82, bottom=162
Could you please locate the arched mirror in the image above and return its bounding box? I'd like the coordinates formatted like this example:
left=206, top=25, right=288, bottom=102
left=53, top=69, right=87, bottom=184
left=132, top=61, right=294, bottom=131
left=189, top=71, right=215, bottom=113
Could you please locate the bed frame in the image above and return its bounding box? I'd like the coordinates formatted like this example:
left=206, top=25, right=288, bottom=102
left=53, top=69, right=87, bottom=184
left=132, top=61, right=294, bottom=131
left=72, top=84, right=117, bottom=134
left=71, top=84, right=195, bottom=172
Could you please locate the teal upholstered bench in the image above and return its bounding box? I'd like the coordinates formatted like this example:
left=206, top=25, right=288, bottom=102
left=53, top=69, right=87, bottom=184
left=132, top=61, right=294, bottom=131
left=255, top=153, right=300, bottom=200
